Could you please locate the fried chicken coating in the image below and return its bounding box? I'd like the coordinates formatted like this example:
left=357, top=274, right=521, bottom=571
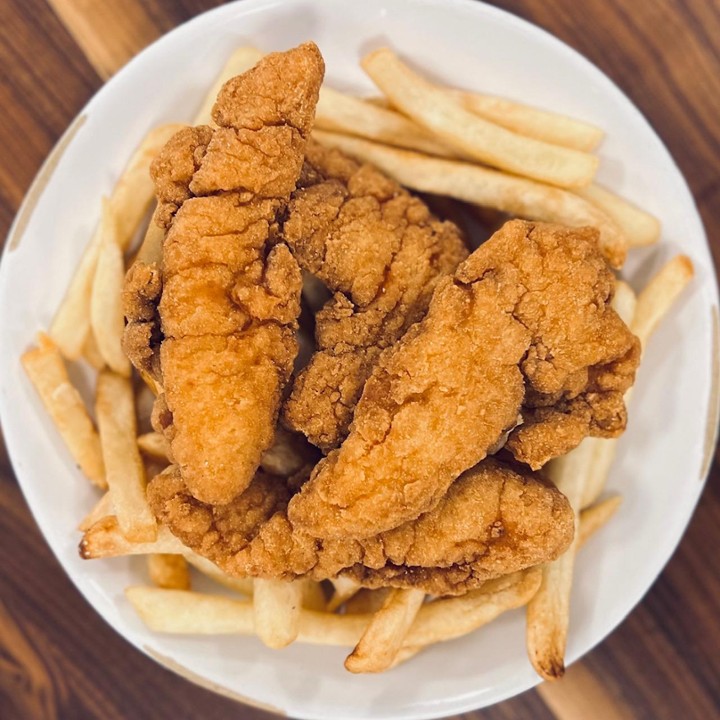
left=124, top=44, right=324, bottom=506
left=282, top=141, right=467, bottom=450
left=147, top=458, right=574, bottom=596
left=288, top=220, right=639, bottom=539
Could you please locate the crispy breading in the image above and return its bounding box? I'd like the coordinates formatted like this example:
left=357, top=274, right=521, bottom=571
left=147, top=458, right=574, bottom=596
left=282, top=141, right=467, bottom=450
left=288, top=220, right=639, bottom=539
left=124, top=44, right=324, bottom=506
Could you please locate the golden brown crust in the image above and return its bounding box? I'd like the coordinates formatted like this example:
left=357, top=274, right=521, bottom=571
left=282, top=141, right=468, bottom=450
left=288, top=220, right=639, bottom=539
left=147, top=459, right=574, bottom=596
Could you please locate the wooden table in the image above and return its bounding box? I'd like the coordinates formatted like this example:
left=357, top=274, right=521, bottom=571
left=1, top=1, right=718, bottom=718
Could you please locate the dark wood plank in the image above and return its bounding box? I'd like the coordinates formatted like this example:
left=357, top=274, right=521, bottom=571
left=0, top=1, right=718, bottom=719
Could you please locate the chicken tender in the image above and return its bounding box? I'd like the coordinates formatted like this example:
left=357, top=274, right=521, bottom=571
left=288, top=220, right=639, bottom=539
left=147, top=458, right=574, bottom=596
left=282, top=141, right=467, bottom=450
left=124, top=44, right=324, bottom=505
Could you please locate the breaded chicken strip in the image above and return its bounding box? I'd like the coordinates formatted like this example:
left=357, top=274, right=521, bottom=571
left=147, top=458, right=574, bottom=596
left=124, top=44, right=324, bottom=506
left=288, top=220, right=639, bottom=539
left=282, top=141, right=467, bottom=450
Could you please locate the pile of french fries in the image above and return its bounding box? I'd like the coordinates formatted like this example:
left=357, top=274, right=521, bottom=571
left=20, top=45, right=693, bottom=678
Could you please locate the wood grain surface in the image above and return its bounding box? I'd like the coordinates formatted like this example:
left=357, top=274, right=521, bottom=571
left=1, top=1, right=718, bottom=719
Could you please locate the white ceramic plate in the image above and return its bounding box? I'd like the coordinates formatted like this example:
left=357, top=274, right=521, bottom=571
left=1, top=0, right=717, bottom=717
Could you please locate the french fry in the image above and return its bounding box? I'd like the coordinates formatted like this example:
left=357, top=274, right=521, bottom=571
left=361, top=49, right=598, bottom=188
left=77, top=491, right=113, bottom=531
left=450, top=90, right=604, bottom=152
left=110, top=124, right=183, bottom=249
left=631, top=255, right=694, bottom=347
left=300, top=579, right=327, bottom=612
left=80, top=516, right=183, bottom=559
left=580, top=282, right=637, bottom=508
left=183, top=552, right=254, bottom=596
left=147, top=554, right=191, bottom=590
left=327, top=576, right=362, bottom=612
left=317, top=87, right=455, bottom=157
left=526, top=445, right=590, bottom=680
left=194, top=46, right=264, bottom=125
left=576, top=183, right=660, bottom=247
left=95, top=371, right=156, bottom=542
left=90, top=200, right=130, bottom=375
left=82, top=330, right=106, bottom=370
left=137, top=432, right=169, bottom=460
left=344, top=588, right=391, bottom=615
left=314, top=131, right=626, bottom=267
left=578, top=496, right=623, bottom=548
left=345, top=588, right=426, bottom=673
left=134, top=216, right=165, bottom=268
left=253, top=579, right=303, bottom=649
left=49, top=220, right=105, bottom=359
left=21, top=333, right=106, bottom=487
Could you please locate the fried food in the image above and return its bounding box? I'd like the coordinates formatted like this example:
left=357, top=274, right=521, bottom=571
left=289, top=220, right=639, bottom=539
left=282, top=140, right=468, bottom=449
left=147, top=458, right=574, bottom=597
left=123, top=44, right=324, bottom=505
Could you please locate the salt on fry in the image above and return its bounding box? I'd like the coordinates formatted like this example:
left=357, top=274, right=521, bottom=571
left=194, top=46, right=264, bottom=125
left=345, top=589, right=425, bottom=673
left=95, top=371, right=156, bottom=542
left=137, top=432, right=170, bottom=460
left=314, top=131, right=626, bottom=267
left=361, top=48, right=598, bottom=188
left=90, top=199, right=130, bottom=375
left=576, top=183, right=660, bottom=247
left=147, top=554, right=191, bottom=590
left=21, top=333, right=106, bottom=487
left=253, top=579, right=303, bottom=649
left=450, top=89, right=604, bottom=152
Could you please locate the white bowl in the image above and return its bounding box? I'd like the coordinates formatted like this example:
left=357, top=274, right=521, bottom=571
left=1, top=0, right=717, bottom=718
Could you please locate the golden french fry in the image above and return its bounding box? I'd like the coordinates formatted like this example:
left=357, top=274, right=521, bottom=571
left=578, top=496, right=623, bottom=548
left=183, top=552, right=254, bottom=596
left=581, top=282, right=637, bottom=508
left=22, top=333, right=106, bottom=487
left=134, top=216, right=166, bottom=268
left=77, top=491, right=114, bottom=531
left=80, top=516, right=183, bottom=559
left=362, top=49, right=598, bottom=188
left=147, top=554, right=191, bottom=590
left=314, top=131, right=626, bottom=267
left=526, top=444, right=590, bottom=681
left=576, top=183, right=660, bottom=247
left=253, top=579, right=303, bottom=649
left=91, top=200, right=130, bottom=375
left=82, top=330, right=106, bottom=370
left=450, top=90, right=604, bottom=152
left=407, top=570, right=541, bottom=648
left=632, top=255, right=694, bottom=347
left=194, top=46, right=264, bottom=125
left=344, top=588, right=392, bottom=616
left=327, top=576, right=363, bottom=612
left=95, top=371, right=156, bottom=542
left=49, top=221, right=104, bottom=360
left=317, top=87, right=455, bottom=157
left=137, top=432, right=169, bottom=460
left=345, top=588, right=426, bottom=673
left=110, top=124, right=184, bottom=249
